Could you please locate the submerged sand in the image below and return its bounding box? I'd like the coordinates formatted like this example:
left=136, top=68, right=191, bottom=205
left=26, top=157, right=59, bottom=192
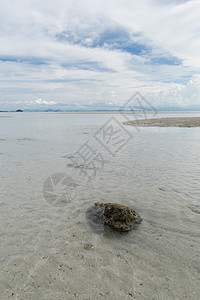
left=1, top=113, right=200, bottom=299
left=124, top=117, right=200, bottom=127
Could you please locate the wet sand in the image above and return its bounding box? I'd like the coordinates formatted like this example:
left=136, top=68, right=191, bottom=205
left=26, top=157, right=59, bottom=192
left=124, top=117, right=200, bottom=127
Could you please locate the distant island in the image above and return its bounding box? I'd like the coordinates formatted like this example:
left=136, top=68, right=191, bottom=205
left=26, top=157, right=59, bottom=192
left=16, top=109, right=23, bottom=112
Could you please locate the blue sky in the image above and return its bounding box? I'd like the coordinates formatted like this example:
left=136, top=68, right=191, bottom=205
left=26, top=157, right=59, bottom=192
left=0, top=0, right=200, bottom=110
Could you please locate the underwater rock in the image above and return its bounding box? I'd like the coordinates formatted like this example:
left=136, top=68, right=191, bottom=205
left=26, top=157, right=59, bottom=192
left=93, top=202, right=142, bottom=232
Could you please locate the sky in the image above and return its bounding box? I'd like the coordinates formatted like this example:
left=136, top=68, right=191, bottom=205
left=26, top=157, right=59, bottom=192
left=0, top=0, right=200, bottom=111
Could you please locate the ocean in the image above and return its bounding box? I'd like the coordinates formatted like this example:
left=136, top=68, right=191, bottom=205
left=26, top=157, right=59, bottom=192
left=0, top=111, right=200, bottom=299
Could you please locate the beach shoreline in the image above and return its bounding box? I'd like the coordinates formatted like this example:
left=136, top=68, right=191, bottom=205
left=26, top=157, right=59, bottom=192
left=124, top=116, right=200, bottom=127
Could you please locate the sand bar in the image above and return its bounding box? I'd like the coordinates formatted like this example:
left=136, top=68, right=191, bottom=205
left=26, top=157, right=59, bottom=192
left=124, top=117, right=200, bottom=127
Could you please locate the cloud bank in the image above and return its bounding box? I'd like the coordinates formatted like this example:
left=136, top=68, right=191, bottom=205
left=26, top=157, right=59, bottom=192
left=0, top=0, right=200, bottom=110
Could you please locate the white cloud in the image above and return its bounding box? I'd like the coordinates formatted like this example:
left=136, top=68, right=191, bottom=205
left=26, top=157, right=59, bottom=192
left=157, top=74, right=200, bottom=107
left=29, top=99, right=57, bottom=105
left=0, top=0, right=200, bottom=109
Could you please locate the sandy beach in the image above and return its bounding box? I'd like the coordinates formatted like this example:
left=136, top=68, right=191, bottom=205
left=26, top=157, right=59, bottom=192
left=124, top=116, right=200, bottom=127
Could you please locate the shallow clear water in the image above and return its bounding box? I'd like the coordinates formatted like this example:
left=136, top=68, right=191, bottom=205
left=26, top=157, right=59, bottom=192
left=0, top=111, right=200, bottom=299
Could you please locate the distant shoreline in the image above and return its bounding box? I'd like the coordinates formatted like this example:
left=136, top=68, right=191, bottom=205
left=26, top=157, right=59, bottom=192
left=1, top=110, right=200, bottom=114
left=42, top=111, right=141, bottom=114
left=42, top=110, right=200, bottom=115
left=124, top=117, right=200, bottom=127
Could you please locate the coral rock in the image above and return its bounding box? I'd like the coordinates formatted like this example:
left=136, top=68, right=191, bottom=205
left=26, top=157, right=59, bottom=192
left=94, top=202, right=142, bottom=232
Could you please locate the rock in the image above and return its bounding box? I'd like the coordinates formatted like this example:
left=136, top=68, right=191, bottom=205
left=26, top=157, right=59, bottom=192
left=93, top=202, right=142, bottom=232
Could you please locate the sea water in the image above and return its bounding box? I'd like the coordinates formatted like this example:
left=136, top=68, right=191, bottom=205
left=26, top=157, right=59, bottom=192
left=0, top=111, right=200, bottom=299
